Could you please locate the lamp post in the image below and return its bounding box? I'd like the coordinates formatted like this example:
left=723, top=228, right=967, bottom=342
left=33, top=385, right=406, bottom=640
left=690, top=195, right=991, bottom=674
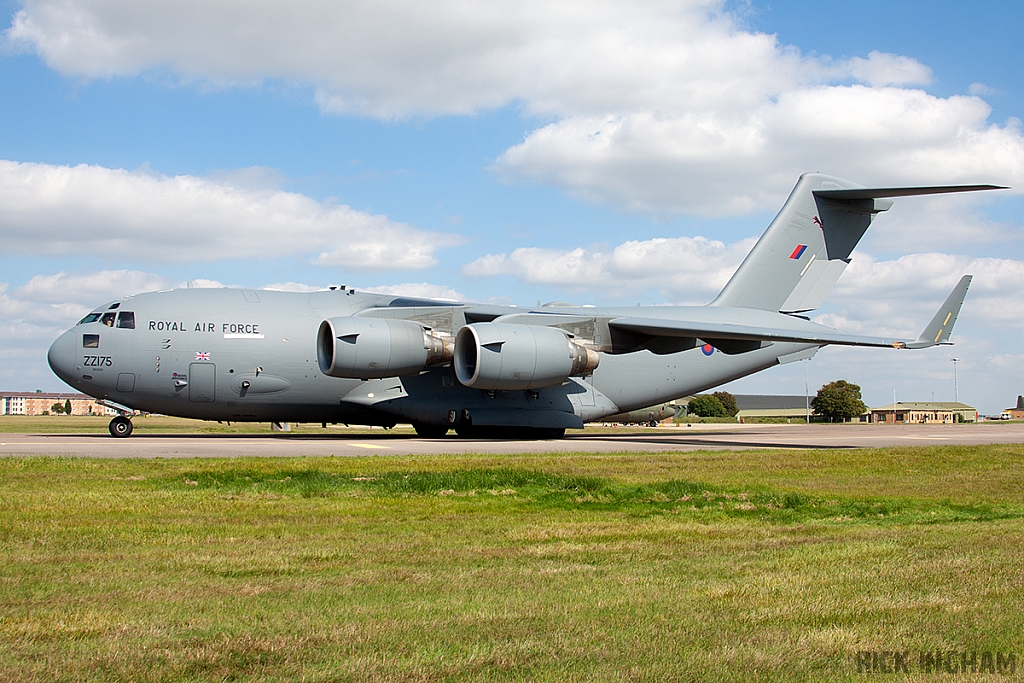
left=951, top=358, right=960, bottom=403
left=804, top=358, right=810, bottom=424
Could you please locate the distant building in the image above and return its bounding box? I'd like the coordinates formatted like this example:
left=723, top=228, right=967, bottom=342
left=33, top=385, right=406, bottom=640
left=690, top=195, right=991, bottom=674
left=1003, top=395, right=1024, bottom=420
left=869, top=401, right=977, bottom=424
left=0, top=391, right=118, bottom=416
left=733, top=395, right=812, bottom=421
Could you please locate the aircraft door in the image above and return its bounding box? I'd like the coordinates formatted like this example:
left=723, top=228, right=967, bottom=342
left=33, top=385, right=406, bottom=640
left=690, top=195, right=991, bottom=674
left=189, top=363, right=216, bottom=403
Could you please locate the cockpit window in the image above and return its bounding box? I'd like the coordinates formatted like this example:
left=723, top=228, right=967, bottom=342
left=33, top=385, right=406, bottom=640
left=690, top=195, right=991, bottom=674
left=108, top=302, right=120, bottom=310
left=83, top=334, right=100, bottom=348
left=101, top=312, right=116, bottom=327
left=116, top=311, right=135, bottom=329
left=78, top=312, right=102, bottom=325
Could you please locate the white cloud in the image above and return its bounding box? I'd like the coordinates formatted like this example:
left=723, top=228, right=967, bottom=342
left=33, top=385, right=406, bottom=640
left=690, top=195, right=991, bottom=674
left=860, top=193, right=1021, bottom=253
left=463, top=236, right=756, bottom=303
left=494, top=91, right=1024, bottom=216
left=5, top=1, right=1021, bottom=217
left=0, top=160, right=459, bottom=269
left=360, top=282, right=466, bottom=301
left=840, top=50, right=932, bottom=87
left=0, top=270, right=172, bottom=326
left=824, top=252, right=1024, bottom=334
left=260, top=282, right=328, bottom=293
left=3, top=0, right=810, bottom=117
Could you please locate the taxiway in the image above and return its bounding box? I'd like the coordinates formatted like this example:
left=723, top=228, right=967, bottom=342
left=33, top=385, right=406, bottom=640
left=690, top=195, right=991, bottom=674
left=1, top=422, right=1021, bottom=458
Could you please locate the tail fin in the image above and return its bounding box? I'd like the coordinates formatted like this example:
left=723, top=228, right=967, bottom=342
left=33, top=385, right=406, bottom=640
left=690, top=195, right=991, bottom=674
left=712, top=174, right=1005, bottom=312
left=904, top=275, right=972, bottom=349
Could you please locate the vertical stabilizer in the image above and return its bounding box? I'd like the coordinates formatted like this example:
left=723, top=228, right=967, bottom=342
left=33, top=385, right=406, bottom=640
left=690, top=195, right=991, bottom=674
left=712, top=173, right=889, bottom=312
left=712, top=175, right=1005, bottom=313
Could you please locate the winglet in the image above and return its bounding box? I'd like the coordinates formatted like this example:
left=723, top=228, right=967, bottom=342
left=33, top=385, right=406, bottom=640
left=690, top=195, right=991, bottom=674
left=904, top=275, right=972, bottom=349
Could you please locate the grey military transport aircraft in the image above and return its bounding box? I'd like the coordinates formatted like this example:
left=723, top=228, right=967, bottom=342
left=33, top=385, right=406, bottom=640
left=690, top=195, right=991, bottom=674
left=48, top=173, right=1004, bottom=438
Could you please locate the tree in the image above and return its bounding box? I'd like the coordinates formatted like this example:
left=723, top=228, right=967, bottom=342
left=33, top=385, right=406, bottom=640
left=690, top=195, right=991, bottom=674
left=64, top=399, right=72, bottom=416
left=50, top=402, right=65, bottom=415
left=811, top=380, right=867, bottom=422
left=712, top=391, right=738, bottom=417
left=687, top=394, right=727, bottom=417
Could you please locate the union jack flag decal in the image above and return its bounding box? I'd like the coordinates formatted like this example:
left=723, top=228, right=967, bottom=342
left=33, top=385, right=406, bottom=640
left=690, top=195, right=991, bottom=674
left=195, top=352, right=211, bottom=361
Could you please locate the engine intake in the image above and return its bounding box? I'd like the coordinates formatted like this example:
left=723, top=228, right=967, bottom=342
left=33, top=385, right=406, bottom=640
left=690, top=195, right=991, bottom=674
left=454, top=323, right=599, bottom=390
left=318, top=317, right=452, bottom=379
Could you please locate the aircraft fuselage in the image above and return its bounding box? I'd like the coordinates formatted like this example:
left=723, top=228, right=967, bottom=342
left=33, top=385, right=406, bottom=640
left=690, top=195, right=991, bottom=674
left=47, top=287, right=813, bottom=430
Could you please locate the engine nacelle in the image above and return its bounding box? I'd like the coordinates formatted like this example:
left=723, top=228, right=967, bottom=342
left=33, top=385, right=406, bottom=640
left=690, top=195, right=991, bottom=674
left=454, top=323, right=599, bottom=390
left=318, top=317, right=452, bottom=379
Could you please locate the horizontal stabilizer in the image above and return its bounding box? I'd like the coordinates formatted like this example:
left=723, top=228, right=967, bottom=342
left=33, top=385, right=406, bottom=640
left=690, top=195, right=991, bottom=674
left=904, top=275, right=972, bottom=349
left=813, top=185, right=1007, bottom=200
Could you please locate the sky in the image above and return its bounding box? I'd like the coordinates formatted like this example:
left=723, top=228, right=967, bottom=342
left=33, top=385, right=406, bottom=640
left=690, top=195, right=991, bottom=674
left=0, top=0, right=1021, bottom=414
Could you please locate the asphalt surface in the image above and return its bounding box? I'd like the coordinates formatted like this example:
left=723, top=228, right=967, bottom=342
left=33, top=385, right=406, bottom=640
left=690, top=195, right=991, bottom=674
left=1, top=422, right=1021, bottom=458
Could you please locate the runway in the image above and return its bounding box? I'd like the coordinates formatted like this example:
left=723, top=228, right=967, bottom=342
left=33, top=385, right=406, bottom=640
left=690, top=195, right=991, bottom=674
left=1, top=422, right=1021, bottom=458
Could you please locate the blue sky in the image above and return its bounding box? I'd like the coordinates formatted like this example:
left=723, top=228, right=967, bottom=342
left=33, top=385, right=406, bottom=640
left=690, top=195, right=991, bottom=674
left=1, top=0, right=1021, bottom=413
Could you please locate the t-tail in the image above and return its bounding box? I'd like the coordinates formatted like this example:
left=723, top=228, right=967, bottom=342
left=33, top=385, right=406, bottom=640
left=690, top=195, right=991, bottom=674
left=712, top=173, right=1005, bottom=313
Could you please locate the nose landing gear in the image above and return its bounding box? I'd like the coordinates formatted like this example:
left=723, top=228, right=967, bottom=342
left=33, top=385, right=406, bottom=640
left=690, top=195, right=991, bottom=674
left=108, top=415, right=134, bottom=438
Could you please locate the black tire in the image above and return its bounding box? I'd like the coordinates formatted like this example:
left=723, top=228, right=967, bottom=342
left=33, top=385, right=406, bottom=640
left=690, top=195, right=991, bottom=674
left=538, top=428, right=565, bottom=439
left=454, top=424, right=479, bottom=438
left=412, top=422, right=449, bottom=438
left=109, top=416, right=133, bottom=438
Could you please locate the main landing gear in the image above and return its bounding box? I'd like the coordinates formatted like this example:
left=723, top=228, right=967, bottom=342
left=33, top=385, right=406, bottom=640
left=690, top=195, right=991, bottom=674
left=411, top=422, right=450, bottom=438
left=108, top=415, right=134, bottom=438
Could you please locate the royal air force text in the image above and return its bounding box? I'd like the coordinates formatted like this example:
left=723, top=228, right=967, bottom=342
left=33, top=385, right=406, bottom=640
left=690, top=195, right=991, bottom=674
left=149, top=321, right=260, bottom=334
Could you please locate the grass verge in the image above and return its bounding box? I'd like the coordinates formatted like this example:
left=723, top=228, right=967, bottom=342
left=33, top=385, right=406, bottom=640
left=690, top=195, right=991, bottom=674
left=1, top=445, right=1022, bottom=681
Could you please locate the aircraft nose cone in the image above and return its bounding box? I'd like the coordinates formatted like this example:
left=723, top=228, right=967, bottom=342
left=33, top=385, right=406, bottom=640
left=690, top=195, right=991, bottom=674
left=48, top=329, right=78, bottom=385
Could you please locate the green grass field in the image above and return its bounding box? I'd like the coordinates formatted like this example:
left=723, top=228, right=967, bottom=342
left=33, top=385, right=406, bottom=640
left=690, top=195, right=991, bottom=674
left=2, top=445, right=1022, bottom=681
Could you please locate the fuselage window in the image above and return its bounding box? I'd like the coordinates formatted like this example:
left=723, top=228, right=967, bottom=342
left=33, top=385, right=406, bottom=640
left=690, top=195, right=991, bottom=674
left=83, top=334, right=100, bottom=348
left=101, top=312, right=116, bottom=327
left=117, top=311, right=136, bottom=329
left=78, top=312, right=102, bottom=325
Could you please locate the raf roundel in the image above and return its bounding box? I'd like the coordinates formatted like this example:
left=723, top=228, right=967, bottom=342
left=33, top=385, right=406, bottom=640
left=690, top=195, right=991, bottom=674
left=701, top=344, right=714, bottom=356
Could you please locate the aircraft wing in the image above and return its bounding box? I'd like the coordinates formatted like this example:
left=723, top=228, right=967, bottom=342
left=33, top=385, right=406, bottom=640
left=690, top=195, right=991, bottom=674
left=609, top=275, right=972, bottom=354
left=607, top=316, right=911, bottom=351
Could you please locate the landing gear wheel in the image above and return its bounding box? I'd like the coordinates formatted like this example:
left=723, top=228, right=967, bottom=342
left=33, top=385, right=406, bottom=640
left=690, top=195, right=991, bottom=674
left=538, top=428, right=565, bottom=439
left=108, top=416, right=133, bottom=438
left=454, top=424, right=479, bottom=439
left=412, top=422, right=449, bottom=438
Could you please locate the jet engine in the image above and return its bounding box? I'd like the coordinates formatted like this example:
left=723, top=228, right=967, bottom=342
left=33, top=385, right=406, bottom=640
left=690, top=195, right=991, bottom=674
left=318, top=317, right=452, bottom=379
left=454, top=323, right=599, bottom=390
